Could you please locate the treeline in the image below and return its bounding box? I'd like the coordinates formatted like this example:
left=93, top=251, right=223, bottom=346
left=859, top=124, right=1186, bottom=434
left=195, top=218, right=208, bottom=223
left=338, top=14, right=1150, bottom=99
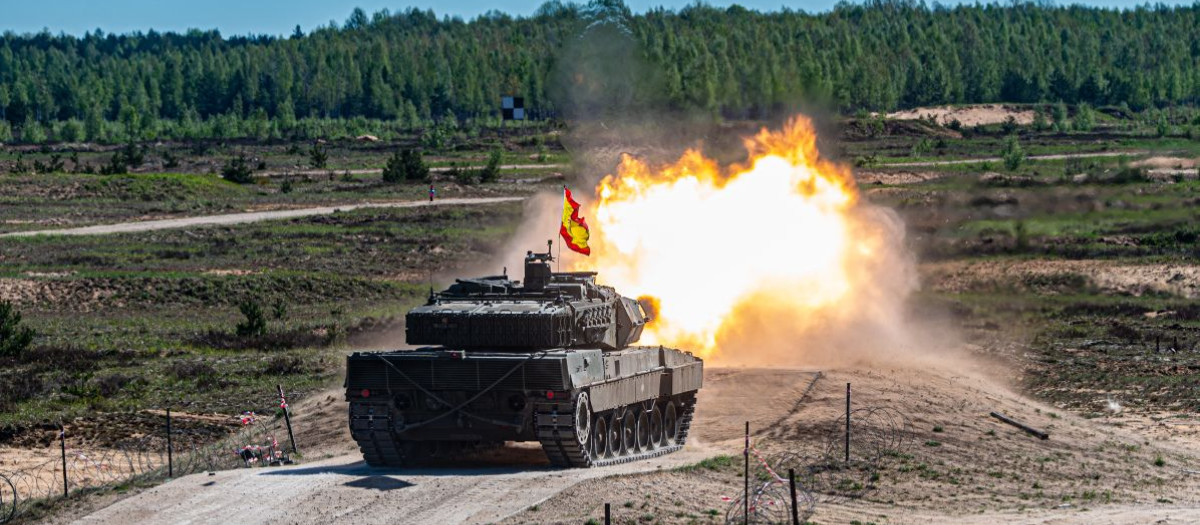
left=0, top=0, right=1198, bottom=143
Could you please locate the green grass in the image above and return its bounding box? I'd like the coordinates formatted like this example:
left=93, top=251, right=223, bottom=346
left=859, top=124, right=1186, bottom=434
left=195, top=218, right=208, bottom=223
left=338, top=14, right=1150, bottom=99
left=675, top=454, right=737, bottom=472
left=0, top=198, right=524, bottom=431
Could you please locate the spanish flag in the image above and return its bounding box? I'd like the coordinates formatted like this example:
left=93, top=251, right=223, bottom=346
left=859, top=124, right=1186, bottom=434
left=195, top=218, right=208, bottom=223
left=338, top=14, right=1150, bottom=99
left=560, top=187, right=591, bottom=255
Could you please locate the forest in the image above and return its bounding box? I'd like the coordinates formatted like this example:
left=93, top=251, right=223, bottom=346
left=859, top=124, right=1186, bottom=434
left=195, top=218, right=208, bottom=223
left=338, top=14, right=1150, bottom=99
left=0, top=0, right=1198, bottom=143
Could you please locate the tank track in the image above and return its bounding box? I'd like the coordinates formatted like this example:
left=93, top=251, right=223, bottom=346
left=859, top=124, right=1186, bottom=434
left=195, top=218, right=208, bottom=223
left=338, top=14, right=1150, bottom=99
left=350, top=393, right=697, bottom=469
left=358, top=429, right=405, bottom=467
left=537, top=393, right=696, bottom=468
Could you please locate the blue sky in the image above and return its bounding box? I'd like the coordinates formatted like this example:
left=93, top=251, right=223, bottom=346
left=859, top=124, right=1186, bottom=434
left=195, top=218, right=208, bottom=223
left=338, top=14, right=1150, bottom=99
left=2, top=1, right=1190, bottom=37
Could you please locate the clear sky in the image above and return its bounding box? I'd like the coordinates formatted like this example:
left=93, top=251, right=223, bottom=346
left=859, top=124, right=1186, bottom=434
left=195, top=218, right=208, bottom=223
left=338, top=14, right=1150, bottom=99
left=1, top=0, right=1190, bottom=37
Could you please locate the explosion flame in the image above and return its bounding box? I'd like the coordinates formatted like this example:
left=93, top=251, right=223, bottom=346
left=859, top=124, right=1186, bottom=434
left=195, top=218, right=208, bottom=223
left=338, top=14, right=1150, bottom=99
left=579, top=116, right=913, bottom=362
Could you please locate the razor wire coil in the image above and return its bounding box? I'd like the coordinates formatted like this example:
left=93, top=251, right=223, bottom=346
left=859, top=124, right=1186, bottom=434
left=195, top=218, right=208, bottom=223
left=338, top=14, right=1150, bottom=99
left=725, top=404, right=915, bottom=524
left=0, top=406, right=295, bottom=524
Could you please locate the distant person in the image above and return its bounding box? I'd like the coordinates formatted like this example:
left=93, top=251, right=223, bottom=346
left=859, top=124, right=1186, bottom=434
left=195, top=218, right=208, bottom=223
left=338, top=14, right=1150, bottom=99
left=429, top=184, right=436, bottom=202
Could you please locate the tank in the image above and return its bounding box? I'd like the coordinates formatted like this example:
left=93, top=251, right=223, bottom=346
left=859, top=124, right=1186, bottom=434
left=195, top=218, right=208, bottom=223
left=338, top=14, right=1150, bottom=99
left=344, top=246, right=703, bottom=468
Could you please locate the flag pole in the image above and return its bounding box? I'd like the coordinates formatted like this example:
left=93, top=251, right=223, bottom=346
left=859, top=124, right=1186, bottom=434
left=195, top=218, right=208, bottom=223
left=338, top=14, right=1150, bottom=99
left=558, top=186, right=565, bottom=273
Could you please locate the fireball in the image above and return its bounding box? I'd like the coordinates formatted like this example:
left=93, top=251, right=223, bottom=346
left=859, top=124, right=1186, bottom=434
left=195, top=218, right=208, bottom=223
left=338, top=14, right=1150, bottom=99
left=579, top=116, right=909, bottom=361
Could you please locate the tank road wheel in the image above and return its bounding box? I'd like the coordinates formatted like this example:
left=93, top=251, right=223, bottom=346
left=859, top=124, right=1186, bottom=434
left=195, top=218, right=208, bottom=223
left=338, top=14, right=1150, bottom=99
left=663, top=401, right=680, bottom=446
left=621, top=408, right=637, bottom=455
left=593, top=412, right=610, bottom=458
left=648, top=404, right=664, bottom=449
left=608, top=412, right=623, bottom=456
left=635, top=408, right=651, bottom=452
left=575, top=393, right=592, bottom=450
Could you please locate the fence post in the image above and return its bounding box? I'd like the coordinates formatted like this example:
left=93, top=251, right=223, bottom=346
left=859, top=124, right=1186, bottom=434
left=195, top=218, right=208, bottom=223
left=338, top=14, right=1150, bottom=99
left=60, top=425, right=68, bottom=498
left=166, top=408, right=174, bottom=478
left=604, top=502, right=610, bottom=525
left=789, top=468, right=799, bottom=525
left=845, top=383, right=851, bottom=464
left=278, top=385, right=298, bottom=454
left=744, top=421, right=749, bottom=525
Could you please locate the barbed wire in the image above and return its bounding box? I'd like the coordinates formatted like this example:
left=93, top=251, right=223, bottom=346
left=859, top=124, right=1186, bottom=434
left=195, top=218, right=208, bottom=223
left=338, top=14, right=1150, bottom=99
left=0, top=405, right=296, bottom=524
left=725, top=405, right=915, bottom=524
left=0, top=474, right=13, bottom=525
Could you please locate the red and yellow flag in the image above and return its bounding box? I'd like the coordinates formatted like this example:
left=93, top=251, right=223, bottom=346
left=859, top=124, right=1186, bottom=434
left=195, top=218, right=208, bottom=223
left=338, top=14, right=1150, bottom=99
left=560, top=187, right=591, bottom=255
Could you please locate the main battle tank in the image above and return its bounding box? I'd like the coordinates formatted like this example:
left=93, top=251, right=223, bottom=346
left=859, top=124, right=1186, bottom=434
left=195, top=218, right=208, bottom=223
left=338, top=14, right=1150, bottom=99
left=345, top=246, right=703, bottom=468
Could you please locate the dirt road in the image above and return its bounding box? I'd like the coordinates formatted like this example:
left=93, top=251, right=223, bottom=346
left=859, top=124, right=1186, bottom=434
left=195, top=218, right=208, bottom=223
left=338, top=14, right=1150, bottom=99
left=66, top=368, right=818, bottom=525
left=260, top=164, right=566, bottom=178
left=1, top=196, right=524, bottom=238
left=65, top=361, right=1200, bottom=524
left=881, top=150, right=1137, bottom=168
left=70, top=448, right=710, bottom=525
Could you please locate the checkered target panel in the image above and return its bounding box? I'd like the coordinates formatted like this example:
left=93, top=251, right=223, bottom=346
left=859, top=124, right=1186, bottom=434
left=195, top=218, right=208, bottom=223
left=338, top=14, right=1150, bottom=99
left=502, top=96, right=525, bottom=120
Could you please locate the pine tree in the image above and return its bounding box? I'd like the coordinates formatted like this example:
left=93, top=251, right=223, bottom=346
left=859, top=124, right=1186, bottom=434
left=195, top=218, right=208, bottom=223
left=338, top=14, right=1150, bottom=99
left=0, top=301, right=34, bottom=358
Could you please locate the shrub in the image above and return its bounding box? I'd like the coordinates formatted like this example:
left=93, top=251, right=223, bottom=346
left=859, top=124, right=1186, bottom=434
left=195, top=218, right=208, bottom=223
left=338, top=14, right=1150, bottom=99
left=222, top=153, right=255, bottom=184
left=448, top=163, right=477, bottom=185
left=32, top=154, right=65, bottom=174
left=1156, top=114, right=1170, bottom=137
left=1110, top=166, right=1149, bottom=184
left=1032, top=110, right=1050, bottom=131
left=236, top=300, right=268, bottom=337
left=480, top=149, right=502, bottom=183
left=271, top=298, right=288, bottom=320
left=1013, top=220, right=1029, bottom=251
left=99, top=142, right=145, bottom=175
left=910, top=138, right=933, bottom=158
left=1052, top=101, right=1069, bottom=132
left=382, top=148, right=428, bottom=183
left=1073, top=103, right=1095, bottom=132
left=1001, top=115, right=1018, bottom=134
left=419, top=122, right=453, bottom=150
left=309, top=142, right=328, bottom=169
left=0, top=301, right=34, bottom=358
left=94, top=373, right=140, bottom=397
left=382, top=150, right=404, bottom=183
left=168, top=360, right=218, bottom=381
left=262, top=355, right=309, bottom=376
left=1001, top=134, right=1024, bottom=171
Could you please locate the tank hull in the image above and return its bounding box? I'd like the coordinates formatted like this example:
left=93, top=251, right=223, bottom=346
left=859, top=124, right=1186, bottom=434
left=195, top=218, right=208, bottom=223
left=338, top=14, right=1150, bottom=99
left=345, top=346, right=702, bottom=467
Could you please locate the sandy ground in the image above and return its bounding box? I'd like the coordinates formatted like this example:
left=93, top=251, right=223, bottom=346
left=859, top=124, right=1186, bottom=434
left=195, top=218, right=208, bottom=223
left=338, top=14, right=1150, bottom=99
left=1131, top=157, right=1196, bottom=170
left=504, top=359, right=1200, bottom=525
left=924, top=259, right=1200, bottom=299
left=64, top=359, right=1200, bottom=525
left=0, top=196, right=524, bottom=238
left=886, top=104, right=1035, bottom=127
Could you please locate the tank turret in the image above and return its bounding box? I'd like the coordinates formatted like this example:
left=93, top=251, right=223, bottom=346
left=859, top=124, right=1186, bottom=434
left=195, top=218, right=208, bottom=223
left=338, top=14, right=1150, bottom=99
left=405, top=247, right=648, bottom=350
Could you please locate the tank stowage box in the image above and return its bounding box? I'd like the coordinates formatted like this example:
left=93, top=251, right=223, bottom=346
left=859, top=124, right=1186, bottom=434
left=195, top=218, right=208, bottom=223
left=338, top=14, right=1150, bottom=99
left=345, top=249, right=703, bottom=468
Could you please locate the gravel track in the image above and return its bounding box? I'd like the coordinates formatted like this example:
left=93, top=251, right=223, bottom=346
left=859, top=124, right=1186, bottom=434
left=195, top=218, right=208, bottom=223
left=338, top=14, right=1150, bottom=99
left=1, top=196, right=525, bottom=238
left=69, top=445, right=710, bottom=525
